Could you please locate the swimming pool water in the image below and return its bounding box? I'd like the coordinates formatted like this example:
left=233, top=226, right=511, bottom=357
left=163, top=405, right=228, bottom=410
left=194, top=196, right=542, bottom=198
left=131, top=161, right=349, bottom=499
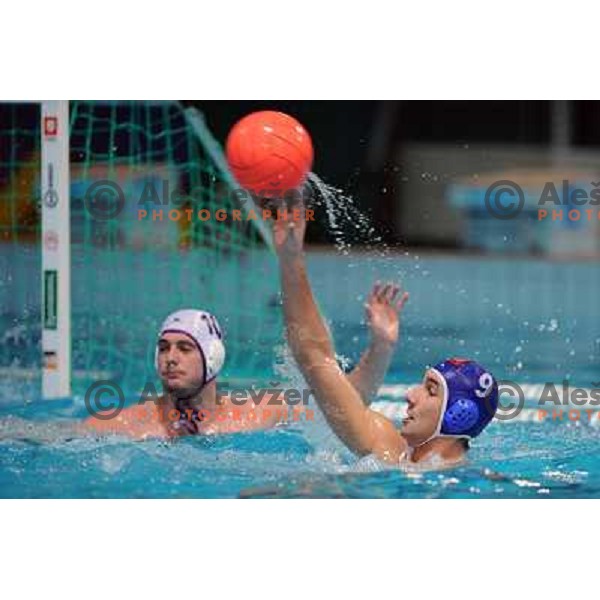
left=1, top=384, right=599, bottom=498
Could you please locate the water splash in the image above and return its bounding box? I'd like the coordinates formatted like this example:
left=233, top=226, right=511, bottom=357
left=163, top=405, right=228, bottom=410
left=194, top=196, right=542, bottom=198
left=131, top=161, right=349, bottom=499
left=306, top=172, right=390, bottom=257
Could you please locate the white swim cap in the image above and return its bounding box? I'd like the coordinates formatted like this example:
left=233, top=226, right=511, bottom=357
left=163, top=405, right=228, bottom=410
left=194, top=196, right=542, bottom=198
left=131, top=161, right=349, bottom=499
left=155, top=309, right=225, bottom=385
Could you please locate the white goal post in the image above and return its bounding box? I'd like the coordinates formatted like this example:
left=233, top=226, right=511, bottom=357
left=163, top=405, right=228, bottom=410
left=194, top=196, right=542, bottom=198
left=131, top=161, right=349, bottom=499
left=41, top=100, right=71, bottom=399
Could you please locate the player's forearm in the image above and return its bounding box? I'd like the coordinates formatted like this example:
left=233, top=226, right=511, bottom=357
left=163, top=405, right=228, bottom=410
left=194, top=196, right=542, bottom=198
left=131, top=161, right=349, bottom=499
left=347, top=339, right=395, bottom=405
left=279, top=255, right=335, bottom=362
left=302, top=360, right=379, bottom=455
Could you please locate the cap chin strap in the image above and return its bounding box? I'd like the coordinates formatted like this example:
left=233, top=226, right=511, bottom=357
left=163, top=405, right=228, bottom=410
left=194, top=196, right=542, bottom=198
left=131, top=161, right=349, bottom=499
left=412, top=367, right=471, bottom=448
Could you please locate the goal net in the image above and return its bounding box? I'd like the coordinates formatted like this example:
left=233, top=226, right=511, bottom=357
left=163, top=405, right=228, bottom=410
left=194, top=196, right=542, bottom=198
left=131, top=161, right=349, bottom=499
left=0, top=101, right=282, bottom=402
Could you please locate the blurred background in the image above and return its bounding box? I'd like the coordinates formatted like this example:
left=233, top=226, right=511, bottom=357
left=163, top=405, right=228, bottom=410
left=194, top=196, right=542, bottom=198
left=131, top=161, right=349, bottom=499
left=4, top=100, right=600, bottom=252
left=190, top=100, right=600, bottom=255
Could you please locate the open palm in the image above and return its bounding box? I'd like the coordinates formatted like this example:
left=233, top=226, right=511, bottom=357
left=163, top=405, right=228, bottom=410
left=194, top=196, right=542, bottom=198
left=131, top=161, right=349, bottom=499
left=365, top=282, right=409, bottom=346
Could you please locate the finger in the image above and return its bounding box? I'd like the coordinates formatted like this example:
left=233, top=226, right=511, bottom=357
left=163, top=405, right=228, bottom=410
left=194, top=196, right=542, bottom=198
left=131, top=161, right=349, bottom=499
left=293, top=210, right=307, bottom=237
left=283, top=206, right=294, bottom=224
left=371, top=281, right=382, bottom=300
left=368, top=282, right=380, bottom=304
left=380, top=283, right=393, bottom=302
left=295, top=205, right=306, bottom=223
left=272, top=216, right=283, bottom=232
left=389, top=284, right=401, bottom=303
left=274, top=219, right=290, bottom=241
left=395, top=292, right=409, bottom=311
left=364, top=303, right=373, bottom=323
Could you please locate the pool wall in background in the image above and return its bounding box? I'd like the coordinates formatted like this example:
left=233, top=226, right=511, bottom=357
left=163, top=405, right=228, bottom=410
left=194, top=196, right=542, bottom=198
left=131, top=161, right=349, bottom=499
left=308, top=251, right=599, bottom=385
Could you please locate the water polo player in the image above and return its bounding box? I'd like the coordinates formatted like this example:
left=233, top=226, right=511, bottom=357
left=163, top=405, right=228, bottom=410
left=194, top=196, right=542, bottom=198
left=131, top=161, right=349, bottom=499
left=272, top=199, right=499, bottom=466
left=84, top=302, right=399, bottom=440
left=84, top=309, right=307, bottom=438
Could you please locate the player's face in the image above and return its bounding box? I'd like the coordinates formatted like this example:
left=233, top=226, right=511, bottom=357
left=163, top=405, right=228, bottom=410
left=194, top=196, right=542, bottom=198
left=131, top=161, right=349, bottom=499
left=401, top=369, right=445, bottom=446
left=157, top=332, right=204, bottom=395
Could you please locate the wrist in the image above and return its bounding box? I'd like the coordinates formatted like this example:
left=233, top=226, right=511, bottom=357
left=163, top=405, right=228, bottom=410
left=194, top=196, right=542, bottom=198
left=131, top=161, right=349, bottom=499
left=278, top=250, right=305, bottom=266
left=370, top=336, right=396, bottom=352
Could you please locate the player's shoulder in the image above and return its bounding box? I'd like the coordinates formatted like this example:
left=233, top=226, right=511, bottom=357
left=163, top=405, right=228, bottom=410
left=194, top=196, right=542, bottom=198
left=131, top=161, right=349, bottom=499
left=369, top=411, right=407, bottom=464
left=85, top=400, right=161, bottom=434
left=120, top=401, right=158, bottom=421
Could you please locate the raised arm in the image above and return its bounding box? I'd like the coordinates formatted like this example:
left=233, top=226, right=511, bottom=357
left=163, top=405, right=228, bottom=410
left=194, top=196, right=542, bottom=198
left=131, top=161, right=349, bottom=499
left=347, top=282, right=409, bottom=405
left=273, top=204, right=405, bottom=462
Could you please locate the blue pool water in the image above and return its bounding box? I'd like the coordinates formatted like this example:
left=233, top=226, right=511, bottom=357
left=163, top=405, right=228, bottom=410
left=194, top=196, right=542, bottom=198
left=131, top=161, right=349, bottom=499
left=1, top=251, right=599, bottom=498
left=1, top=394, right=599, bottom=498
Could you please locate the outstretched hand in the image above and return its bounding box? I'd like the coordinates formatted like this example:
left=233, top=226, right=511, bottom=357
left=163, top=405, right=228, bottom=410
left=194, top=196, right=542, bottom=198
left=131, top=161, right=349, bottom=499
left=272, top=200, right=307, bottom=260
left=365, top=282, right=409, bottom=346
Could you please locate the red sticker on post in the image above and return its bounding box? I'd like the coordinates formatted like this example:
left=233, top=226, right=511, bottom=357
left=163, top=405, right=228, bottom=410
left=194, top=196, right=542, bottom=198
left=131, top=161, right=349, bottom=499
left=43, top=351, right=58, bottom=370
left=44, top=230, right=59, bottom=251
left=44, top=116, right=58, bottom=137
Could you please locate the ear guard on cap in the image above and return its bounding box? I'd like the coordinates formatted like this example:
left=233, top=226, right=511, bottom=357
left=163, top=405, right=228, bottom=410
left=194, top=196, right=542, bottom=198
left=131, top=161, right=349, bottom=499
left=202, top=337, right=226, bottom=382
left=155, top=309, right=226, bottom=386
left=442, top=396, right=480, bottom=434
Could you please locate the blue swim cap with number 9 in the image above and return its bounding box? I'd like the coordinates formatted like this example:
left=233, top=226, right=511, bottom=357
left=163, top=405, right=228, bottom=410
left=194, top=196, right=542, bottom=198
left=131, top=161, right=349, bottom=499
left=430, top=358, right=499, bottom=439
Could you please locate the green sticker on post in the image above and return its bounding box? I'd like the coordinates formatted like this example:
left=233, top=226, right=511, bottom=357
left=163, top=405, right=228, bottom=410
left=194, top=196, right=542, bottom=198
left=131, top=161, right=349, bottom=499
left=44, top=270, right=57, bottom=330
